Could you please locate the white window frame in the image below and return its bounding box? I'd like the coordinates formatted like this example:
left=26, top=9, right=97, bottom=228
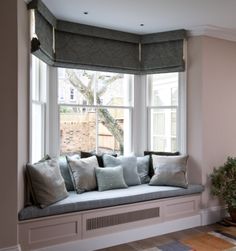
left=29, top=56, right=49, bottom=163
left=146, top=72, right=187, bottom=154
left=32, top=67, right=186, bottom=158
left=51, top=71, right=133, bottom=156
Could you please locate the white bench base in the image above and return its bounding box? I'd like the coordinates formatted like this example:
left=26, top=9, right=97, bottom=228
left=19, top=194, right=201, bottom=251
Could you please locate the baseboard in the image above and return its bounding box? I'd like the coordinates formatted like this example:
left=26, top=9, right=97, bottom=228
left=0, top=245, right=21, bottom=251
left=36, top=215, right=201, bottom=251
left=201, top=206, right=228, bottom=225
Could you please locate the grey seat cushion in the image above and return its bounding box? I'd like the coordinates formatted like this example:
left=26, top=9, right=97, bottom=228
left=19, top=184, right=204, bottom=220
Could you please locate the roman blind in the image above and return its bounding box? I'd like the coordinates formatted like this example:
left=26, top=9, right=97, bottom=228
left=54, top=21, right=141, bottom=74
left=28, top=0, right=56, bottom=65
left=141, top=30, right=186, bottom=73
left=28, top=0, right=187, bottom=74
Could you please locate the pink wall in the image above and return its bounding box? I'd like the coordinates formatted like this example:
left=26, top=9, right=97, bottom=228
left=188, top=36, right=236, bottom=208
left=17, top=0, right=29, bottom=212
left=0, top=0, right=18, bottom=247
left=0, top=0, right=28, bottom=249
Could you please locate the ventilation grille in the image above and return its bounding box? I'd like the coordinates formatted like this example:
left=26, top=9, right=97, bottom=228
left=86, top=207, right=159, bottom=231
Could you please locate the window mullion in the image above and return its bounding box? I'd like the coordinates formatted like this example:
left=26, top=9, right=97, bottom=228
left=95, top=108, right=99, bottom=154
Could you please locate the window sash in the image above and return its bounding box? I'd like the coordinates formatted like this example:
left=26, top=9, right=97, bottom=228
left=148, top=107, right=179, bottom=152
left=146, top=72, right=186, bottom=153
left=59, top=104, right=133, bottom=155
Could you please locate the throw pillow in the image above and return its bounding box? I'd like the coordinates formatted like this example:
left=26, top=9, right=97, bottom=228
left=137, top=155, right=150, bottom=184
left=144, top=151, right=180, bottom=177
left=26, top=158, right=69, bottom=208
left=95, top=166, right=128, bottom=191
left=25, top=154, right=51, bottom=206
left=149, top=155, right=189, bottom=188
left=81, top=151, right=117, bottom=167
left=67, top=155, right=99, bottom=194
left=103, top=154, right=141, bottom=186
left=59, top=154, right=80, bottom=191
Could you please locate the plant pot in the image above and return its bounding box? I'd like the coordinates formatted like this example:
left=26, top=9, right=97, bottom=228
left=229, top=207, right=236, bottom=222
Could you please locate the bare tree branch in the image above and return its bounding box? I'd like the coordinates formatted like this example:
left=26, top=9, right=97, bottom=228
left=65, top=69, right=124, bottom=153
left=97, top=74, right=123, bottom=96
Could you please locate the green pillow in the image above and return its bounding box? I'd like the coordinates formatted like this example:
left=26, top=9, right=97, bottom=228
left=26, top=159, right=69, bottom=208
left=95, top=166, right=128, bottom=191
left=103, top=155, right=141, bottom=186
left=149, top=155, right=188, bottom=188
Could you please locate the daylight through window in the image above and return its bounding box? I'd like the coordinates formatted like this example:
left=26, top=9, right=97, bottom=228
left=58, top=69, right=133, bottom=155
left=147, top=72, right=179, bottom=152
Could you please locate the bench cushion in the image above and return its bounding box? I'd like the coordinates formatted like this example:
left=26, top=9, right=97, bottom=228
left=18, top=184, right=204, bottom=221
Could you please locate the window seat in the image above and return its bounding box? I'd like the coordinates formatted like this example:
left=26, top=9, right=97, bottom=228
left=19, top=184, right=203, bottom=221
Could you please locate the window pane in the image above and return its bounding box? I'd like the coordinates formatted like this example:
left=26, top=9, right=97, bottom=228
left=58, top=69, right=95, bottom=105
left=98, top=73, right=133, bottom=106
left=58, top=69, right=133, bottom=106
left=32, top=103, right=44, bottom=163
left=150, top=108, right=177, bottom=152
left=60, top=106, right=96, bottom=154
left=39, top=60, right=47, bottom=103
left=98, top=108, right=130, bottom=155
left=32, top=55, right=39, bottom=101
left=149, top=72, right=178, bottom=106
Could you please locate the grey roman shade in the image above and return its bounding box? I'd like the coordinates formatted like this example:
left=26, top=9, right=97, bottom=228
left=141, top=30, right=186, bottom=73
left=54, top=21, right=140, bottom=74
left=28, top=0, right=187, bottom=74
left=28, top=0, right=56, bottom=65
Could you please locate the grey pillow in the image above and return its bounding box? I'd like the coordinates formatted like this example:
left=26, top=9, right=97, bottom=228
left=59, top=155, right=80, bottom=191
left=67, top=155, right=99, bottom=194
left=25, top=155, right=51, bottom=206
left=95, top=166, right=128, bottom=191
left=137, top=155, right=150, bottom=184
left=26, top=159, right=69, bottom=208
left=149, top=155, right=189, bottom=188
left=103, top=155, right=141, bottom=186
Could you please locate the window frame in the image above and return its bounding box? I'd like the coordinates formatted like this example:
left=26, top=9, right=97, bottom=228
left=29, top=55, right=49, bottom=163
left=146, top=72, right=187, bottom=154
left=57, top=70, right=134, bottom=155
left=30, top=65, right=186, bottom=160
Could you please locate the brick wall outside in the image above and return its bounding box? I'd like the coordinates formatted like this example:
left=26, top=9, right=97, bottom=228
left=60, top=111, right=121, bottom=154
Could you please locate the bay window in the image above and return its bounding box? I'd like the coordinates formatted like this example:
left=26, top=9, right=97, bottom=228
left=30, top=64, right=186, bottom=162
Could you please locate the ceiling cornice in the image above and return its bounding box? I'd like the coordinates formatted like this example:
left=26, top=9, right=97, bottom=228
left=188, top=25, right=236, bottom=42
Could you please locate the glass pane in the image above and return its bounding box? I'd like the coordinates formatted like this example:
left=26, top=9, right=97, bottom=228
left=31, top=55, right=39, bottom=101
left=39, top=60, right=47, bottom=103
left=60, top=106, right=96, bottom=154
left=149, top=72, right=178, bottom=106
left=32, top=103, right=44, bottom=163
left=98, top=73, right=133, bottom=106
left=150, top=108, right=177, bottom=152
left=98, top=108, right=130, bottom=155
left=58, top=68, right=95, bottom=105
left=58, top=68, right=133, bottom=106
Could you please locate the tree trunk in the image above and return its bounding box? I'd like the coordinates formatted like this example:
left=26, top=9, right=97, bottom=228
left=66, top=70, right=124, bottom=153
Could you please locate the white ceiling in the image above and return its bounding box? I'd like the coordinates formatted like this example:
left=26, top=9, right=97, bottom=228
left=42, top=0, right=236, bottom=35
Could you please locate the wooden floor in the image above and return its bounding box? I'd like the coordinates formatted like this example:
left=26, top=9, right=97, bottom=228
left=97, top=224, right=234, bottom=251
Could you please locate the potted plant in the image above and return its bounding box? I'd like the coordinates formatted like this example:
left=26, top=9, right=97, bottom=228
left=211, top=157, right=236, bottom=222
